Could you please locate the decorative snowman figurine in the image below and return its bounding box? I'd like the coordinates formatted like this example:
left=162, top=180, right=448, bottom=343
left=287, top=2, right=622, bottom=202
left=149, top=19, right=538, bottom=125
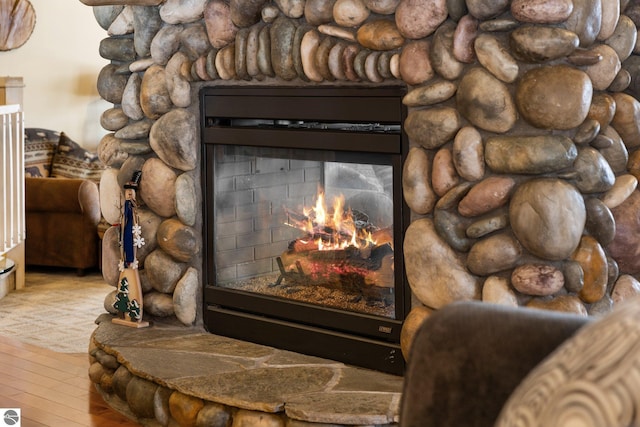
left=112, top=171, right=149, bottom=328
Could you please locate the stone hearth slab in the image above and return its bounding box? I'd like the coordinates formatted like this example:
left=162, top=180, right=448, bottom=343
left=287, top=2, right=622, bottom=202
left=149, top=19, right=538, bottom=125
left=91, top=314, right=403, bottom=425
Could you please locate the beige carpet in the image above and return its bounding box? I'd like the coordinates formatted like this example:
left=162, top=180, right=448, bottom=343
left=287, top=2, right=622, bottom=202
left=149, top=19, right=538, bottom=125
left=0, top=268, right=112, bottom=353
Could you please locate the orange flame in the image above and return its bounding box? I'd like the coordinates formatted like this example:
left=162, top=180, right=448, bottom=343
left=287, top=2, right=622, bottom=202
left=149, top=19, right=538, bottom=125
left=290, top=190, right=376, bottom=251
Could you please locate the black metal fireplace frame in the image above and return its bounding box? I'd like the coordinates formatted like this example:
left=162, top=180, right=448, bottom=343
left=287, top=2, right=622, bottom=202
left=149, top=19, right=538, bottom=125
left=200, top=86, right=410, bottom=374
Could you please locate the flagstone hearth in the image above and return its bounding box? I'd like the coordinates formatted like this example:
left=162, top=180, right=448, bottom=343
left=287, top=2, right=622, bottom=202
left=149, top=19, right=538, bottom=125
left=90, top=314, right=402, bottom=426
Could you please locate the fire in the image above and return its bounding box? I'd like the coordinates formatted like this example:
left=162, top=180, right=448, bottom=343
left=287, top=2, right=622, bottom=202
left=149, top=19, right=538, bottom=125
left=287, top=190, right=376, bottom=251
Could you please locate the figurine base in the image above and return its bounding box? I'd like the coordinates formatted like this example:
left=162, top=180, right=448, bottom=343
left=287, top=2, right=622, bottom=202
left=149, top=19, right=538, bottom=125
left=112, top=317, right=151, bottom=328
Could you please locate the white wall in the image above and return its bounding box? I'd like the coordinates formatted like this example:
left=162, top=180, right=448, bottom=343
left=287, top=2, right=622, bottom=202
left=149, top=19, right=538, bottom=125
left=0, top=0, right=110, bottom=150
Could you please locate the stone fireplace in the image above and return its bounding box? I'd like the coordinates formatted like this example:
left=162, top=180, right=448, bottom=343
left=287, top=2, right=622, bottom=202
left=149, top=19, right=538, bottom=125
left=87, top=0, right=640, bottom=423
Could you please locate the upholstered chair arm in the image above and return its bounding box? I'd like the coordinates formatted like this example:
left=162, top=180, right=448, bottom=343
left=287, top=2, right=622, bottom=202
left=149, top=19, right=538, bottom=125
left=400, top=301, right=590, bottom=427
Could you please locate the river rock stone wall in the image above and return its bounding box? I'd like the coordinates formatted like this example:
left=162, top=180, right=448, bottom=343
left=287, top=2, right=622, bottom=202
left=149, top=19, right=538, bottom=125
left=93, top=0, right=640, bottom=358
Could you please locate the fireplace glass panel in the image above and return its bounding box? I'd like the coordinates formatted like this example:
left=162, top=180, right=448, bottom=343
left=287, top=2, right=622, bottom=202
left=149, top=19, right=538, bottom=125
left=213, top=144, right=396, bottom=319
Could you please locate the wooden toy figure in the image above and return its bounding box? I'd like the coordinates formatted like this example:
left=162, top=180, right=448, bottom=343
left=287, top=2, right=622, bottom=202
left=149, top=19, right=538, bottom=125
left=112, top=171, right=149, bottom=328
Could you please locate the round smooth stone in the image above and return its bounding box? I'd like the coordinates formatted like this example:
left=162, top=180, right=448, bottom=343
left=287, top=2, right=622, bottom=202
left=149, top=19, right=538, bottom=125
left=431, top=147, right=459, bottom=196
left=275, top=0, right=305, bottom=18
left=398, top=39, right=433, bottom=85
left=453, top=126, right=484, bottom=181
left=611, top=92, right=640, bottom=149
left=203, top=0, right=238, bottom=49
left=572, top=235, right=608, bottom=304
left=193, top=56, right=211, bottom=81
left=292, top=24, right=313, bottom=81
left=563, top=260, right=584, bottom=294
left=234, top=27, right=250, bottom=80
left=458, top=176, right=515, bottom=218
left=205, top=49, right=220, bottom=80
left=510, top=0, right=573, bottom=24
left=587, top=92, right=616, bottom=128
left=257, top=24, right=275, bottom=77
left=466, top=0, right=509, bottom=20
left=365, top=0, right=400, bottom=15
left=404, top=218, right=481, bottom=309
left=357, top=19, right=405, bottom=51
left=562, top=0, right=602, bottom=47
left=261, top=4, right=280, bottom=22
left=466, top=210, right=508, bottom=239
left=327, top=41, right=347, bottom=80
left=400, top=305, right=432, bottom=361
left=333, top=0, right=370, bottom=28
left=317, top=23, right=357, bottom=41
left=482, top=276, right=518, bottom=307
left=511, top=263, right=564, bottom=296
left=304, top=0, right=336, bottom=25
left=582, top=44, right=621, bottom=91
left=140, top=65, right=173, bottom=120
left=453, top=14, right=477, bottom=63
left=611, top=275, right=640, bottom=304
left=300, top=29, right=324, bottom=81
left=404, top=107, right=461, bottom=149
left=479, top=18, right=518, bottom=32
left=599, top=126, right=628, bottom=174
left=315, top=36, right=335, bottom=81
left=433, top=208, right=472, bottom=252
left=377, top=50, right=394, bottom=78
left=389, top=52, right=400, bottom=79
left=573, top=118, right=600, bottom=145
left=602, top=174, right=638, bottom=209
left=572, top=147, right=616, bottom=194
left=229, top=0, right=266, bottom=27
left=605, top=15, right=637, bottom=62
left=516, top=65, right=592, bottom=130
left=395, top=0, right=447, bottom=39
left=101, top=108, right=129, bottom=132
left=246, top=23, right=265, bottom=79
left=353, top=48, right=369, bottom=80
left=270, top=17, right=298, bottom=81
left=456, top=67, right=516, bottom=133
left=509, top=25, right=579, bottom=63
left=608, top=68, right=631, bottom=92
left=430, top=21, right=464, bottom=80
left=467, top=233, right=521, bottom=276
left=474, top=33, right=518, bottom=83
left=608, top=190, right=640, bottom=274
left=215, top=45, right=236, bottom=80
left=485, top=135, right=577, bottom=174
left=597, top=0, right=620, bottom=41
left=342, top=43, right=361, bottom=81
left=364, top=51, right=383, bottom=82
left=566, top=48, right=603, bottom=66
left=585, top=197, right=616, bottom=246
left=402, top=147, right=436, bottom=214
left=402, top=79, right=457, bottom=107
left=627, top=149, right=640, bottom=181
left=510, top=178, right=586, bottom=261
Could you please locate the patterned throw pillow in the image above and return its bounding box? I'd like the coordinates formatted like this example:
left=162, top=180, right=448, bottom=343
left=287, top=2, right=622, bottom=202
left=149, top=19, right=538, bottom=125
left=495, top=296, right=640, bottom=427
left=24, top=128, right=60, bottom=177
left=50, top=132, right=106, bottom=183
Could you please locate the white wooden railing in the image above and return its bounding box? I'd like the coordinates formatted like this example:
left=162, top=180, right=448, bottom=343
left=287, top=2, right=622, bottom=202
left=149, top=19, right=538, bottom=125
left=0, top=104, right=25, bottom=258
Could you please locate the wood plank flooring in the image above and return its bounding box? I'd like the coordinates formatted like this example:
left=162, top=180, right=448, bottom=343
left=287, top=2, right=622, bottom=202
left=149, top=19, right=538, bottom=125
left=0, top=334, right=140, bottom=426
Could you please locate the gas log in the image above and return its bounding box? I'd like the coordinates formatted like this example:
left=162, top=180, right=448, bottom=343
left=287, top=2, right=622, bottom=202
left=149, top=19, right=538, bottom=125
left=277, top=224, right=395, bottom=304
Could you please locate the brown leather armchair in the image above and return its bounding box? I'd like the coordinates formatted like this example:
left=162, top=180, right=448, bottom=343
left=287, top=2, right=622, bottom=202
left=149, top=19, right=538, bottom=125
left=400, top=301, right=590, bottom=427
left=25, top=177, right=101, bottom=274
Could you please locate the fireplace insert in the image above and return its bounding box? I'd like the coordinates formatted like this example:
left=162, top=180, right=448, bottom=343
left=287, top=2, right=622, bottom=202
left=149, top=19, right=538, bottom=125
left=201, top=86, right=409, bottom=374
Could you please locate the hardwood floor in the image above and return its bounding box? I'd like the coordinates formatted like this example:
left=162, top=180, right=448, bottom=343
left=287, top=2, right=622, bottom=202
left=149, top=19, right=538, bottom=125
left=0, top=334, right=140, bottom=426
